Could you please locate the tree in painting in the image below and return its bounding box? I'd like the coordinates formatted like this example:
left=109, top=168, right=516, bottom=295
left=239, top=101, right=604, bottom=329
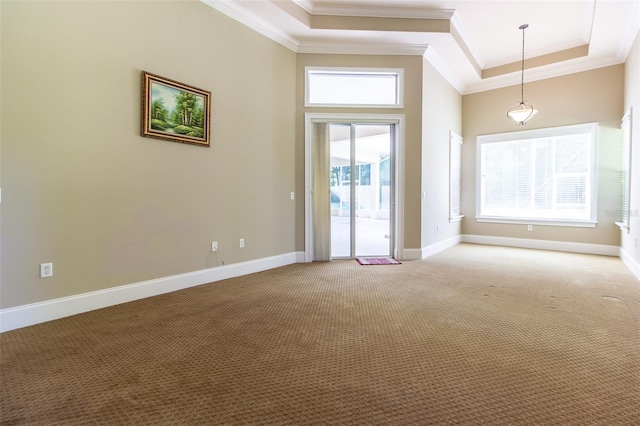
left=150, top=99, right=169, bottom=129
left=171, top=92, right=205, bottom=138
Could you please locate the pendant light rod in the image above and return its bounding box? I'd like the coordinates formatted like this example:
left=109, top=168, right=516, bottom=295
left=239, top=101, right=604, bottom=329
left=519, top=24, right=528, bottom=104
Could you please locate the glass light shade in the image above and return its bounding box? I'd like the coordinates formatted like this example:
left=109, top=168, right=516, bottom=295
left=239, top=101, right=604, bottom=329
left=507, top=103, right=537, bottom=125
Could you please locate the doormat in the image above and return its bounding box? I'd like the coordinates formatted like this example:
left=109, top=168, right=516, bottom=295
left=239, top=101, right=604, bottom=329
left=356, top=257, right=401, bottom=265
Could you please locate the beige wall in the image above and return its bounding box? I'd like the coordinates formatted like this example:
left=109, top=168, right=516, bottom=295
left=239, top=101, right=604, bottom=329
left=295, top=54, right=424, bottom=251
left=0, top=1, right=297, bottom=308
left=422, top=59, right=462, bottom=248
left=1, top=1, right=633, bottom=313
left=462, top=65, right=625, bottom=246
left=622, top=32, right=640, bottom=265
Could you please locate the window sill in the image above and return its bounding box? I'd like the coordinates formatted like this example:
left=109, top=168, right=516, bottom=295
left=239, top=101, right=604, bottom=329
left=305, top=103, right=404, bottom=108
left=615, top=222, right=630, bottom=232
left=449, top=215, right=464, bottom=223
left=476, top=217, right=597, bottom=228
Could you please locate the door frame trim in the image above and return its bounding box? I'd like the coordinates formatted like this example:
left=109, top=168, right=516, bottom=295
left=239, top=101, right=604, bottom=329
left=304, top=113, right=405, bottom=262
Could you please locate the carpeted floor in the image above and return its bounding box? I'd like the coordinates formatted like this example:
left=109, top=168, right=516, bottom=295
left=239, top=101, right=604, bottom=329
left=1, top=244, right=639, bottom=425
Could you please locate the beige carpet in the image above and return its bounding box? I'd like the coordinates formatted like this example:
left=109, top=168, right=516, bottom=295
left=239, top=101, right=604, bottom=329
left=1, top=244, right=639, bottom=425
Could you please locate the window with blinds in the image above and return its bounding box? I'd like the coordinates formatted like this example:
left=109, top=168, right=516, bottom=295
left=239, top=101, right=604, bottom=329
left=449, top=131, right=464, bottom=222
left=617, top=109, right=632, bottom=231
left=477, top=123, right=598, bottom=226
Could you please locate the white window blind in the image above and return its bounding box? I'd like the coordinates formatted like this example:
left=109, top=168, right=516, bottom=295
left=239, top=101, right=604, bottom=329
left=449, top=131, right=464, bottom=222
left=477, top=123, right=597, bottom=226
left=617, top=109, right=632, bottom=231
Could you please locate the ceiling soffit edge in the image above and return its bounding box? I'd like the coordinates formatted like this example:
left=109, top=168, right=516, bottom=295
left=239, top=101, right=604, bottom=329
left=296, top=1, right=455, bottom=20
left=309, top=15, right=451, bottom=32
left=485, top=38, right=590, bottom=69
left=465, top=54, right=625, bottom=95
left=298, top=42, right=429, bottom=56
left=483, top=45, right=590, bottom=79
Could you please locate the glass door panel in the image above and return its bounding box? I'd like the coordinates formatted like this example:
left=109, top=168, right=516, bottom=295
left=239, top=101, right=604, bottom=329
left=330, top=123, right=392, bottom=259
left=355, top=125, right=391, bottom=257
left=330, top=124, right=352, bottom=258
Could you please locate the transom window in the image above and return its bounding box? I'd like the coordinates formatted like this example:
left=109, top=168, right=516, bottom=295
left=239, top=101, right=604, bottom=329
left=305, top=67, right=403, bottom=108
left=477, top=123, right=598, bottom=227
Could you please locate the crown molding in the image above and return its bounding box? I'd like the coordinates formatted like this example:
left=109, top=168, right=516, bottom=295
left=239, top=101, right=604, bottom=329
left=423, top=46, right=466, bottom=94
left=201, top=0, right=299, bottom=52
left=291, top=0, right=315, bottom=13
left=292, top=0, right=315, bottom=14
left=617, top=0, right=640, bottom=61
left=582, top=0, right=596, bottom=44
left=298, top=41, right=428, bottom=57
left=450, top=12, right=485, bottom=70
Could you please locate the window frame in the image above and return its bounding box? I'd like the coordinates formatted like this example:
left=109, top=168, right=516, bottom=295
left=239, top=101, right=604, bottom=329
left=305, top=67, right=404, bottom=108
left=475, top=122, right=599, bottom=228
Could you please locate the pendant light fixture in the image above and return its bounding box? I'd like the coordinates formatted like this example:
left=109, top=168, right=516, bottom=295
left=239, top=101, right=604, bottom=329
left=507, top=24, right=537, bottom=125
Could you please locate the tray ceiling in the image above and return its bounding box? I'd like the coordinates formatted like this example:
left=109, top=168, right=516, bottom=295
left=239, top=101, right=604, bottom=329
left=203, top=0, right=640, bottom=94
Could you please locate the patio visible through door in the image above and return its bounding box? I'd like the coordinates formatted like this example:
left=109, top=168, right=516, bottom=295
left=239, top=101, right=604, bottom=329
left=329, top=123, right=393, bottom=258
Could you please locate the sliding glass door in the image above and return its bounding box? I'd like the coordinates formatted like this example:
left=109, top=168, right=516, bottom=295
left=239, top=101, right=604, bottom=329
left=329, top=123, right=393, bottom=259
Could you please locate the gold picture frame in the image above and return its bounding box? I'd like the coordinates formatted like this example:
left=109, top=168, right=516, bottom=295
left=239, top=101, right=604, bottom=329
left=141, top=71, right=211, bottom=147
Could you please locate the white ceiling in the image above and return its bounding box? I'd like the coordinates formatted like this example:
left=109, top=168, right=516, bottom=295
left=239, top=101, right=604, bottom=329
left=203, top=0, right=640, bottom=94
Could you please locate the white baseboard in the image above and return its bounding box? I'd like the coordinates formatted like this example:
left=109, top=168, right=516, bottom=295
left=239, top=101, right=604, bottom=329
left=421, top=235, right=462, bottom=259
left=461, top=234, right=620, bottom=256
left=620, top=248, right=640, bottom=282
left=295, top=251, right=307, bottom=263
left=400, top=248, right=423, bottom=261
left=399, top=235, right=462, bottom=261
left=0, top=251, right=303, bottom=333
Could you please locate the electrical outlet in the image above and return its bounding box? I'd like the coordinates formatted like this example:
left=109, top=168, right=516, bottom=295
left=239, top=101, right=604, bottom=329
left=211, top=241, right=218, bottom=252
left=40, top=263, right=53, bottom=278
left=527, top=225, right=533, bottom=231
left=239, top=238, right=245, bottom=248
left=290, top=192, right=295, bottom=200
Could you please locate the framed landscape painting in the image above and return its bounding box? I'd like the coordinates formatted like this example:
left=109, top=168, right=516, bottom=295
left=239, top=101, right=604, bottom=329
left=141, top=71, right=211, bottom=147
